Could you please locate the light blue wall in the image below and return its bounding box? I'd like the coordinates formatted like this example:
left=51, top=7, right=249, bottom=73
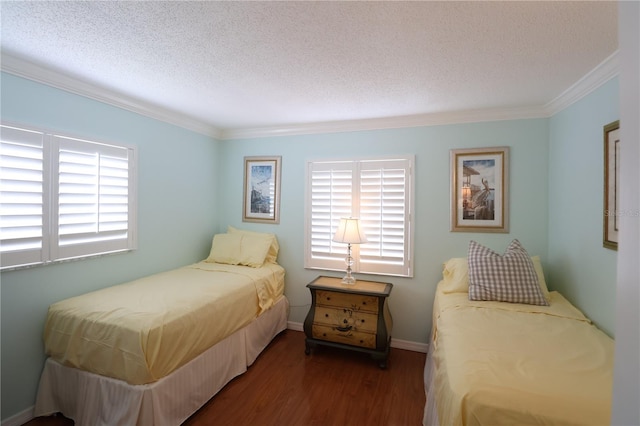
left=0, top=73, right=222, bottom=419
left=1, top=70, right=620, bottom=422
left=548, top=78, right=619, bottom=336
left=218, top=118, right=550, bottom=345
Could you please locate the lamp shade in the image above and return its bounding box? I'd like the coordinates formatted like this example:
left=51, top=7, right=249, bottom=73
left=332, top=218, right=368, bottom=244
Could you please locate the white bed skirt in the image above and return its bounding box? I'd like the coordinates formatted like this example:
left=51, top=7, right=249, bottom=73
left=34, top=296, right=289, bottom=426
left=422, top=334, right=439, bottom=426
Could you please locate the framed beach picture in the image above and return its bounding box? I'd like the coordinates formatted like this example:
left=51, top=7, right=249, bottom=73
left=603, top=120, right=620, bottom=250
left=243, top=156, right=281, bottom=224
left=450, top=146, right=509, bottom=233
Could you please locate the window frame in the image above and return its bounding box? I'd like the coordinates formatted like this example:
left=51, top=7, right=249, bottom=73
left=304, top=155, right=414, bottom=278
left=1, top=122, right=138, bottom=270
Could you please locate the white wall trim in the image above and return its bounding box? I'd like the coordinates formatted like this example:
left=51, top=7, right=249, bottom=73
left=545, top=50, right=620, bottom=115
left=286, top=321, right=428, bottom=353
left=0, top=52, right=223, bottom=139
left=2, top=50, right=619, bottom=141
left=287, top=321, right=304, bottom=332
left=390, top=338, right=429, bottom=353
left=1, top=406, right=33, bottom=426
left=220, top=105, right=549, bottom=140
left=225, top=51, right=620, bottom=140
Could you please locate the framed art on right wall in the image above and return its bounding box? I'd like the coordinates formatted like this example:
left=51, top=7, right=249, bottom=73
left=603, top=120, right=620, bottom=250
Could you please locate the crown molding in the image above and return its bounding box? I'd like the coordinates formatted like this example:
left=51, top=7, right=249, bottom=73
left=545, top=50, right=620, bottom=115
left=2, top=50, right=619, bottom=141
left=221, top=52, right=620, bottom=140
left=0, top=51, right=223, bottom=139
left=220, top=105, right=549, bottom=140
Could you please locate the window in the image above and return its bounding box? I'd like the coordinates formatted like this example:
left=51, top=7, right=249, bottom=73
left=305, top=156, right=414, bottom=277
left=1, top=123, right=137, bottom=270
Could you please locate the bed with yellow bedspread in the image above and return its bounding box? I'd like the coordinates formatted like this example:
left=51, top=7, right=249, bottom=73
left=35, top=228, right=289, bottom=425
left=44, top=261, right=284, bottom=385
left=424, top=281, right=614, bottom=426
left=423, top=243, right=615, bottom=426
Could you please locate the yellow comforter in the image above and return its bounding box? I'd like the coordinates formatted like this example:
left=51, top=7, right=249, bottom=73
left=43, top=262, right=285, bottom=385
left=431, top=284, right=614, bottom=426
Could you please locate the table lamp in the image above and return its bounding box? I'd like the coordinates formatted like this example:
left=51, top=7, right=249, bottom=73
left=332, top=217, right=368, bottom=284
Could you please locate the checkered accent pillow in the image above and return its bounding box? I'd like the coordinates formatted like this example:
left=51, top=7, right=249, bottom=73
left=468, top=239, right=549, bottom=306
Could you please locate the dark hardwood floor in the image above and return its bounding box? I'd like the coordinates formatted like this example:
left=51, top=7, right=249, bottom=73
left=25, top=330, right=427, bottom=426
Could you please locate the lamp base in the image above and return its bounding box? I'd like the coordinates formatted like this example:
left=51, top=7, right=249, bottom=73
left=341, top=244, right=357, bottom=284
left=341, top=274, right=356, bottom=285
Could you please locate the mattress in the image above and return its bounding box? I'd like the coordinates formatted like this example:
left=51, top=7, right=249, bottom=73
left=43, top=261, right=285, bottom=385
left=430, top=284, right=614, bottom=426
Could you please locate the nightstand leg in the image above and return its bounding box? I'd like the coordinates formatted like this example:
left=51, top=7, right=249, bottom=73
left=372, top=352, right=388, bottom=369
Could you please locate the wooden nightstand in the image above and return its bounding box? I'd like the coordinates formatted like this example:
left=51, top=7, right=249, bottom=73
left=303, top=275, right=393, bottom=368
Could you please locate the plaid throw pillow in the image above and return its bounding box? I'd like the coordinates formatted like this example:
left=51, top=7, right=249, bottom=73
left=468, top=239, right=549, bottom=306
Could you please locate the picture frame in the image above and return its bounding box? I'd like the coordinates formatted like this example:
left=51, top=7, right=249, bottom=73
left=603, top=120, right=620, bottom=250
left=243, top=156, right=281, bottom=224
left=450, top=146, right=509, bottom=233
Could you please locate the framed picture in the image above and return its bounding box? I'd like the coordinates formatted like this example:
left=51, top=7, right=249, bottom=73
left=603, top=120, right=620, bottom=250
left=450, top=146, right=509, bottom=233
left=243, top=156, right=281, bottom=224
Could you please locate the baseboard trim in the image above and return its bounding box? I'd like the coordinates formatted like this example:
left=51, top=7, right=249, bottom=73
left=391, top=338, right=428, bottom=353
left=286, top=321, right=428, bottom=353
left=287, top=320, right=304, bottom=332
left=2, top=406, right=33, bottom=426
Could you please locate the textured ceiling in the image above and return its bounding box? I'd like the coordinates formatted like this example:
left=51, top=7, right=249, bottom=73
left=1, top=1, right=618, bottom=136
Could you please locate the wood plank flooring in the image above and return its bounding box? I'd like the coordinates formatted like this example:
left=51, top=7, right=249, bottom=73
left=25, top=330, right=427, bottom=426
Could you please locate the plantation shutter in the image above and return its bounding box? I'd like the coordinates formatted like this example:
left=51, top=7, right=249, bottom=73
left=359, top=159, right=411, bottom=276
left=307, top=161, right=355, bottom=270
left=305, top=156, right=413, bottom=277
left=0, top=125, right=49, bottom=268
left=52, top=135, right=134, bottom=261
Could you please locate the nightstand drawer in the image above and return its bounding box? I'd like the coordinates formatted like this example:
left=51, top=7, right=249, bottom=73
left=315, top=290, right=379, bottom=314
left=313, top=306, right=379, bottom=333
left=312, top=324, right=376, bottom=349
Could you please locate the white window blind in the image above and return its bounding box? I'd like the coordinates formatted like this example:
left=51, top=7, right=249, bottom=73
left=305, top=156, right=414, bottom=277
left=308, top=161, right=354, bottom=262
left=1, top=124, right=137, bottom=270
left=53, top=135, right=134, bottom=261
left=0, top=126, right=48, bottom=268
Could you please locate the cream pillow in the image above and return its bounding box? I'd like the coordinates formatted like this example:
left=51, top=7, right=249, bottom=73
left=237, top=233, right=272, bottom=267
left=440, top=257, right=469, bottom=294
left=530, top=255, right=551, bottom=302
left=227, top=226, right=280, bottom=263
left=207, top=233, right=241, bottom=265
left=440, top=254, right=551, bottom=303
left=206, top=233, right=272, bottom=268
